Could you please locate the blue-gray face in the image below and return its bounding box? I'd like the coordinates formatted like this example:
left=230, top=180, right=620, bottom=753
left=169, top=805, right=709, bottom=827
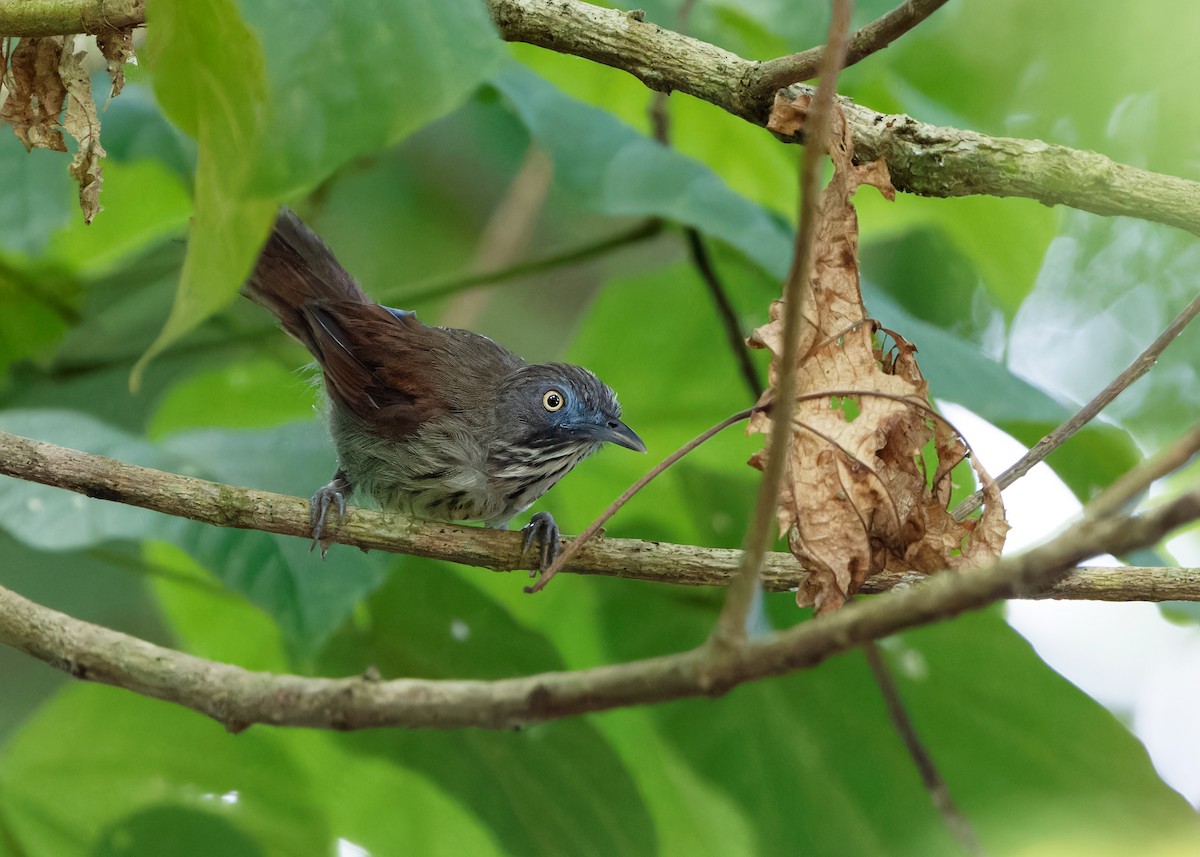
left=504, top=363, right=645, bottom=454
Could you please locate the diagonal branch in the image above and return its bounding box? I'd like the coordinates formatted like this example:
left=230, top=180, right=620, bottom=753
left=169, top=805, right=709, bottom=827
left=954, top=291, right=1200, bottom=519
left=863, top=640, right=987, bottom=857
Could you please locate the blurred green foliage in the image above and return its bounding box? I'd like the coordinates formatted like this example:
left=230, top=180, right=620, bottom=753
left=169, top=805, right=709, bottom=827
left=1, top=0, right=1199, bottom=855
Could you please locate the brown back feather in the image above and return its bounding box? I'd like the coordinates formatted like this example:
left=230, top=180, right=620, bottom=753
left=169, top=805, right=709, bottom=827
left=244, top=209, right=524, bottom=440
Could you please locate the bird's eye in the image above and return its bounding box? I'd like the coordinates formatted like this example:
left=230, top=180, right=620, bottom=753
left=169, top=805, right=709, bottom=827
left=542, top=389, right=565, bottom=412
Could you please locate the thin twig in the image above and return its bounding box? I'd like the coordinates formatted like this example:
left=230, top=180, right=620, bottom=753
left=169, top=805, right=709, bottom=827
left=712, top=0, right=853, bottom=645
left=1085, top=424, right=1200, bottom=522
left=863, top=641, right=987, bottom=857
left=643, top=1, right=761, bottom=402
left=393, top=219, right=663, bottom=305
left=527, top=408, right=755, bottom=592
left=686, top=229, right=764, bottom=400
left=752, top=0, right=952, bottom=96
left=954, top=291, right=1200, bottom=520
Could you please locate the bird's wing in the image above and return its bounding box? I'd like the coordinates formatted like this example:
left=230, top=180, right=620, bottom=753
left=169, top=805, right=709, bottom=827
left=245, top=208, right=523, bottom=440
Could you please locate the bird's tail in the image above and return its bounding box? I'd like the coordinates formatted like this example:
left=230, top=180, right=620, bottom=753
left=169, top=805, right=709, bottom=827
left=242, top=208, right=373, bottom=355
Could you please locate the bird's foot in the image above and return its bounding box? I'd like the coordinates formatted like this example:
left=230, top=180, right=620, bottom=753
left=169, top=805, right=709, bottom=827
left=310, top=471, right=350, bottom=557
left=520, top=511, right=562, bottom=577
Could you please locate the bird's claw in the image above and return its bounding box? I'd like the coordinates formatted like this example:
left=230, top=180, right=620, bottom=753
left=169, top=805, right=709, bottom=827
left=521, top=511, right=561, bottom=577
left=310, top=476, right=349, bottom=557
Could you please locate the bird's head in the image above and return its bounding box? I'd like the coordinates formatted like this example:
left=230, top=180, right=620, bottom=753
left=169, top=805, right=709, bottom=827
left=496, top=363, right=645, bottom=455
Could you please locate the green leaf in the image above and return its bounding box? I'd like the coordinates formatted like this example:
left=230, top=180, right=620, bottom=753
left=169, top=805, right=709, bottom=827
left=234, top=0, right=504, bottom=197
left=148, top=357, right=319, bottom=436
left=318, top=566, right=657, bottom=857
left=146, top=541, right=290, bottom=671
left=136, top=0, right=504, bottom=383
left=145, top=553, right=504, bottom=855
left=492, top=62, right=794, bottom=279
left=160, top=422, right=390, bottom=653
left=136, top=0, right=276, bottom=386
left=0, top=144, right=76, bottom=257
left=91, top=806, right=266, bottom=857
left=42, top=158, right=193, bottom=278
left=0, top=272, right=74, bottom=375
left=887, top=609, right=1200, bottom=853
left=0, top=686, right=329, bottom=856
left=594, top=575, right=1200, bottom=855
left=1008, top=213, right=1200, bottom=449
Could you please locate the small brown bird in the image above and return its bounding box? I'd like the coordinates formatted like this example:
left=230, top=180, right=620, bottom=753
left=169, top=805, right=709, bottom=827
left=242, top=209, right=645, bottom=570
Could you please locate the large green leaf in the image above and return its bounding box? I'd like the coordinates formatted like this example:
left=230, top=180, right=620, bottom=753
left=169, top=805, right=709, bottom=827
left=318, top=566, right=657, bottom=857
left=594, top=574, right=1200, bottom=855
left=0, top=686, right=329, bottom=856
left=42, top=158, right=192, bottom=278
left=148, top=554, right=506, bottom=855
left=0, top=144, right=76, bottom=257
left=1008, top=213, right=1200, bottom=449
left=492, top=62, right=794, bottom=279
left=234, top=0, right=503, bottom=197
left=136, top=0, right=276, bottom=384
left=137, top=0, right=503, bottom=381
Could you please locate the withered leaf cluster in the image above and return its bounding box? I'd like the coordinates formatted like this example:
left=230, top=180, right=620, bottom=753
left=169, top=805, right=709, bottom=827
left=749, top=94, right=1008, bottom=613
left=0, top=31, right=135, bottom=224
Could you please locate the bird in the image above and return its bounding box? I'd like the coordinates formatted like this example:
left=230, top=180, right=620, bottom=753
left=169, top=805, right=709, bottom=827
left=241, top=208, right=645, bottom=574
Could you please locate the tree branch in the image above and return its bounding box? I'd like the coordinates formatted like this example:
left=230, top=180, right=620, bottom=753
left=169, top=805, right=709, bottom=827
left=2, top=430, right=1199, bottom=601
left=5, top=0, right=1200, bottom=236
left=954, top=291, right=1200, bottom=519
left=1, top=476, right=1196, bottom=731
left=486, top=0, right=1200, bottom=237
left=863, top=640, right=986, bottom=857
left=752, top=0, right=952, bottom=96
left=0, top=0, right=142, bottom=36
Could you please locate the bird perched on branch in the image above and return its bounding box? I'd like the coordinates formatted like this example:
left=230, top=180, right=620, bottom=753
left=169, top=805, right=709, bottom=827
left=242, top=208, right=645, bottom=574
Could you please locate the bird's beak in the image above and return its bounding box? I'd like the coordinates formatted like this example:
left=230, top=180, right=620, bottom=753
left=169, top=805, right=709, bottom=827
left=591, top=417, right=646, bottom=453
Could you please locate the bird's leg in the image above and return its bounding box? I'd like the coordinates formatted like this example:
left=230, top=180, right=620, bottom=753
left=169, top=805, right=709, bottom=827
left=310, top=469, right=351, bottom=557
left=521, top=511, right=562, bottom=577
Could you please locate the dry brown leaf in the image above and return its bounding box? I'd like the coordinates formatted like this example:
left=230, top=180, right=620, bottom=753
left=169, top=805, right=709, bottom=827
left=765, top=91, right=814, bottom=139
left=1, top=37, right=109, bottom=223
left=0, top=37, right=69, bottom=152
left=59, top=44, right=106, bottom=223
left=749, top=97, right=1008, bottom=614
left=0, top=35, right=120, bottom=222
left=97, top=30, right=135, bottom=98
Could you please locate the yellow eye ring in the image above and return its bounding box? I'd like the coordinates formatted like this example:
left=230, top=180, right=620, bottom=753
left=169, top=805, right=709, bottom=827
left=542, top=389, right=565, bottom=412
